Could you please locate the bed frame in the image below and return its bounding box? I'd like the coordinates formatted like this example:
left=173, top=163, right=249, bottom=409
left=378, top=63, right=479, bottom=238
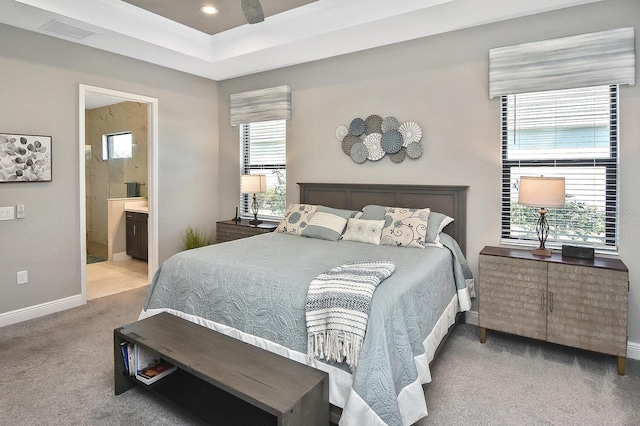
left=299, top=182, right=468, bottom=254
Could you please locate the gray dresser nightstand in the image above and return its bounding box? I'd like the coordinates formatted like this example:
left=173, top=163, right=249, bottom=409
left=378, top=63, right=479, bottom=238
left=215, top=219, right=278, bottom=243
left=478, top=245, right=629, bottom=375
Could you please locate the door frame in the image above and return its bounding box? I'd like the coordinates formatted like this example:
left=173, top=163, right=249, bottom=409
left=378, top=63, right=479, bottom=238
left=78, top=84, right=159, bottom=302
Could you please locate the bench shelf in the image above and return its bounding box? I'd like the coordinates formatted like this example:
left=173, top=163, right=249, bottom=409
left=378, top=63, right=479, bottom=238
left=114, top=312, right=329, bottom=425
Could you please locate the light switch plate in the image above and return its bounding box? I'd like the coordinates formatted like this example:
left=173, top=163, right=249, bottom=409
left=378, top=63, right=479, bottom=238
left=0, top=206, right=15, bottom=221
left=16, top=205, right=25, bottom=219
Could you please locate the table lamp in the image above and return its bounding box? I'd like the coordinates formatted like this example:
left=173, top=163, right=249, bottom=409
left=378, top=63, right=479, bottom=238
left=241, top=174, right=267, bottom=225
left=518, top=176, right=565, bottom=257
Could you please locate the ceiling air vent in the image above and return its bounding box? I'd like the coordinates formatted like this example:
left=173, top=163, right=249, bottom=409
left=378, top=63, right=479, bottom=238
left=39, top=20, right=94, bottom=39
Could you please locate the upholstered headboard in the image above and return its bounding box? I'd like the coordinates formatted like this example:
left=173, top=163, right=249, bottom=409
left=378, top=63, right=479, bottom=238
left=298, top=182, right=468, bottom=254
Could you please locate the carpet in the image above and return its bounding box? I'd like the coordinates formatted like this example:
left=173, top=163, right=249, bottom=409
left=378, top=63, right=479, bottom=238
left=87, top=255, right=106, bottom=264
left=0, top=287, right=199, bottom=426
left=0, top=288, right=638, bottom=425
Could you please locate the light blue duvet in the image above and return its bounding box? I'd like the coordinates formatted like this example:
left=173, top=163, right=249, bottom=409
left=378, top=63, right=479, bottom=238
left=142, top=231, right=473, bottom=425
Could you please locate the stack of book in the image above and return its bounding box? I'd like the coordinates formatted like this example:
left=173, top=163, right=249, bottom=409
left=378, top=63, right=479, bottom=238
left=120, top=342, right=177, bottom=385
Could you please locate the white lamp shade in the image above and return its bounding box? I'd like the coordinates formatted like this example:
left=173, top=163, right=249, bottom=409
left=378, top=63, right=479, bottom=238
left=241, top=174, right=267, bottom=194
left=518, top=176, right=565, bottom=208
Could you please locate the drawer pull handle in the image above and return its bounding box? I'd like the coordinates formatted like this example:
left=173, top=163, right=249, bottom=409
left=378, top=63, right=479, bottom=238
left=549, top=292, right=553, bottom=313
left=541, top=291, right=545, bottom=311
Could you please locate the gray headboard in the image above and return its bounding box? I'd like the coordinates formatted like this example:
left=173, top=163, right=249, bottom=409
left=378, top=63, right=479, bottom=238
left=299, top=182, right=468, bottom=254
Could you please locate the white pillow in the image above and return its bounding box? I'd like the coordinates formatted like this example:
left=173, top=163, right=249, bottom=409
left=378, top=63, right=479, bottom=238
left=301, top=212, right=348, bottom=241
left=342, top=218, right=385, bottom=245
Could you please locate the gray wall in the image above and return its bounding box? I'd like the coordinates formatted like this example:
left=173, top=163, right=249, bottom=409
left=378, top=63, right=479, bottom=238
left=218, top=0, right=640, bottom=344
left=1, top=0, right=639, bottom=349
left=0, top=23, right=219, bottom=313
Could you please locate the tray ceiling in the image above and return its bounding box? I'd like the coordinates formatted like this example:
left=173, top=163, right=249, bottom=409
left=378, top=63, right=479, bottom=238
left=0, top=0, right=604, bottom=81
left=121, top=0, right=317, bottom=35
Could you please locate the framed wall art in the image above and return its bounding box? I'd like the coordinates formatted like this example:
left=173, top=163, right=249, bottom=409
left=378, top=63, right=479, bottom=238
left=0, top=133, right=52, bottom=182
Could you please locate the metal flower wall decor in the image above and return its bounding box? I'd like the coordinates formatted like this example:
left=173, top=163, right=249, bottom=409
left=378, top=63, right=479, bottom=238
left=336, top=115, right=423, bottom=164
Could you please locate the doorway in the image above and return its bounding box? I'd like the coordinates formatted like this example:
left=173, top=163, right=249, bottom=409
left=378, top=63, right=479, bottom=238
left=78, top=85, right=159, bottom=302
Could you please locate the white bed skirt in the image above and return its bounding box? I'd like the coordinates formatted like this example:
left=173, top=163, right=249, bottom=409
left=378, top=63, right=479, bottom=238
left=139, top=293, right=461, bottom=426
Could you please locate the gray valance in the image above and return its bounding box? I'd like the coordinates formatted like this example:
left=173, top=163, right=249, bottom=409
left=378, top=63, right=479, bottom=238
left=489, top=27, right=635, bottom=99
left=230, top=85, right=291, bottom=126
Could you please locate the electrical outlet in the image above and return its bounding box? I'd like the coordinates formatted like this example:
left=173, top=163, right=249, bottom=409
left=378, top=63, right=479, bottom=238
left=17, top=270, right=28, bottom=285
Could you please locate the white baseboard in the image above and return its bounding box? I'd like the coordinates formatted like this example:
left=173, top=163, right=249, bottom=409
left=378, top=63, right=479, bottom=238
left=0, top=294, right=84, bottom=328
left=113, top=252, right=131, bottom=262
left=627, top=340, right=640, bottom=361
left=464, top=309, right=639, bottom=361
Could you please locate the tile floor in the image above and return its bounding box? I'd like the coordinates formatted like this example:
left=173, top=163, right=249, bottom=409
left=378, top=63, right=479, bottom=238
left=86, top=242, right=148, bottom=300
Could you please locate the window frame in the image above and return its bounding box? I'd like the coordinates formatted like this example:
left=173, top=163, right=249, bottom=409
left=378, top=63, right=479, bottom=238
left=239, top=119, right=287, bottom=220
left=102, top=131, right=133, bottom=160
left=500, top=85, right=619, bottom=252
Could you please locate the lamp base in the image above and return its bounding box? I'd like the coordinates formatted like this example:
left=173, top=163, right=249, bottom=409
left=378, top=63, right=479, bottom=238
left=249, top=218, right=263, bottom=226
left=532, top=248, right=552, bottom=257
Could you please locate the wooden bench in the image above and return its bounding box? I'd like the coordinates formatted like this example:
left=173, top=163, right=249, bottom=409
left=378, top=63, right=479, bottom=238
left=114, top=312, right=329, bottom=425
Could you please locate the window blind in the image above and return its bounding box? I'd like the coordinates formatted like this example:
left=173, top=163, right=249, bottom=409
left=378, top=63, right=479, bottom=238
left=240, top=120, right=287, bottom=218
left=489, top=27, right=635, bottom=98
left=501, top=85, right=618, bottom=251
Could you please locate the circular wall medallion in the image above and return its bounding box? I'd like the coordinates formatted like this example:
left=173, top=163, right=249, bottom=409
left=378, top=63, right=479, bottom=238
left=363, top=133, right=384, bottom=161
left=381, top=116, right=399, bottom=132
left=399, top=121, right=422, bottom=146
left=350, top=142, right=368, bottom=163
left=381, top=129, right=403, bottom=154
left=406, top=141, right=423, bottom=159
left=335, top=125, right=349, bottom=141
left=350, top=118, right=366, bottom=136
left=365, top=115, right=383, bottom=135
left=389, top=148, right=407, bottom=163
left=342, top=134, right=360, bottom=155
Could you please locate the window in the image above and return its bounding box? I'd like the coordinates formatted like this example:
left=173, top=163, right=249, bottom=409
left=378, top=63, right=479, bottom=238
left=501, top=85, right=618, bottom=251
left=102, top=132, right=133, bottom=160
left=240, top=120, right=286, bottom=219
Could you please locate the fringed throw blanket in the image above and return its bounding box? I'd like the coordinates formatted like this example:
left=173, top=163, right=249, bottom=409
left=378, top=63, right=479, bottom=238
left=305, top=258, right=395, bottom=370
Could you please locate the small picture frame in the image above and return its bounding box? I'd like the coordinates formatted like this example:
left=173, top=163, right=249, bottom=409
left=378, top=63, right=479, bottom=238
left=0, top=133, right=52, bottom=182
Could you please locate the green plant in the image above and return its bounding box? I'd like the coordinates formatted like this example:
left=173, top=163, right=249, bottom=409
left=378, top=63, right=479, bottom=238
left=182, top=225, right=211, bottom=250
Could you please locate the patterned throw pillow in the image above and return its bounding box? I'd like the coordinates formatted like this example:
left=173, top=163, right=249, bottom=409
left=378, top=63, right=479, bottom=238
left=362, top=204, right=453, bottom=247
left=342, top=218, right=385, bottom=245
left=380, top=207, right=431, bottom=248
left=276, top=204, right=317, bottom=235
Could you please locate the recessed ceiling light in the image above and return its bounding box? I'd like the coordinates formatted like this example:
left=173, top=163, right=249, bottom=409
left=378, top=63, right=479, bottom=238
left=200, top=5, right=219, bottom=15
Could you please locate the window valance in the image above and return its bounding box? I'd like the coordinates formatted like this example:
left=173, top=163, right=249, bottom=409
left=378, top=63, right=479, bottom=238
left=230, top=85, right=291, bottom=126
left=489, top=27, right=635, bottom=99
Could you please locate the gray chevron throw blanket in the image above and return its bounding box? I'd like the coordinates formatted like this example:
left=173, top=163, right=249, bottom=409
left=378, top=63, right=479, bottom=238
left=305, top=258, right=395, bottom=370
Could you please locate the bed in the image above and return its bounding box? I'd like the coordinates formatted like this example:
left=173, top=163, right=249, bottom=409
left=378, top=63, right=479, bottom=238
left=140, top=183, right=474, bottom=426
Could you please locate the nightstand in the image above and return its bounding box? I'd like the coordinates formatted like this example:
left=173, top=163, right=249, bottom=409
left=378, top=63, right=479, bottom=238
left=478, top=245, right=629, bottom=375
left=215, top=219, right=278, bottom=243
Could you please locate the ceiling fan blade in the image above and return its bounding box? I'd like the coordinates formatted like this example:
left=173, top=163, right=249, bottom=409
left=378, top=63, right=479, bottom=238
left=241, top=0, right=264, bottom=24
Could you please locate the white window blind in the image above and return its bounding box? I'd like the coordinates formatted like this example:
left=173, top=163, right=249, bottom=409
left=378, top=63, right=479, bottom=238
left=501, top=85, right=618, bottom=251
left=240, top=120, right=286, bottom=219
